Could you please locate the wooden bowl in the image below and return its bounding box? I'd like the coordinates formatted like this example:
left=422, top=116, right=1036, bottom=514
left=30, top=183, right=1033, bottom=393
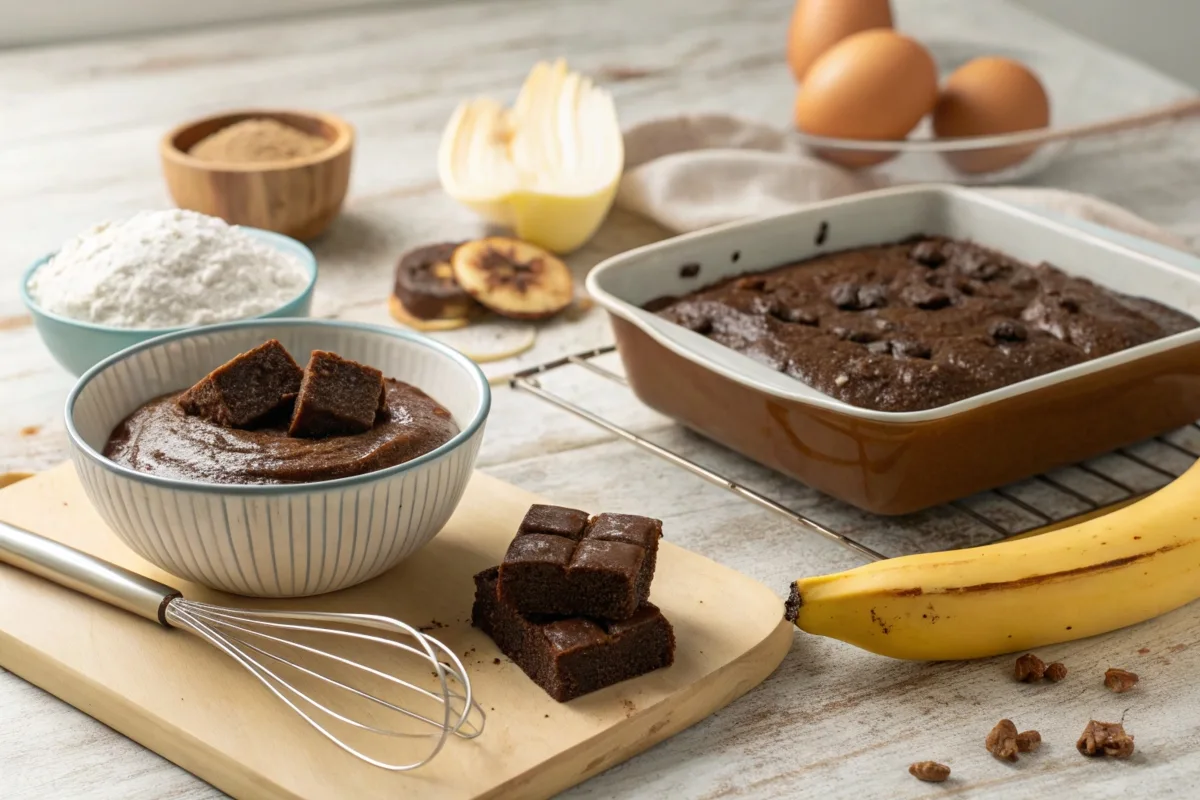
left=160, top=109, right=354, bottom=241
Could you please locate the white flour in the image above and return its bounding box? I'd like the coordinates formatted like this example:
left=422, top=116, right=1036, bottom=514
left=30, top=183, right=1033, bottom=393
left=28, top=209, right=311, bottom=329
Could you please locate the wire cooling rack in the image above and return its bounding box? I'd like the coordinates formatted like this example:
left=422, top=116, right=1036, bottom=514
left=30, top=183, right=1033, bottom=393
left=507, top=346, right=1200, bottom=563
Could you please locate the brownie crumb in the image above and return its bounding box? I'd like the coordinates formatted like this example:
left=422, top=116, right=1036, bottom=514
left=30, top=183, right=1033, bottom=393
left=493, top=657, right=501, bottom=665
left=986, top=719, right=1020, bottom=762
left=1016, top=730, right=1042, bottom=753
left=1045, top=662, right=1068, bottom=682
left=814, top=221, right=829, bottom=246
left=1077, top=720, right=1135, bottom=758
left=908, top=761, right=950, bottom=783
left=1014, top=653, right=1047, bottom=682
left=178, top=339, right=303, bottom=429
left=1104, top=667, right=1139, bottom=693
left=288, top=350, right=385, bottom=438
left=679, top=262, right=701, bottom=278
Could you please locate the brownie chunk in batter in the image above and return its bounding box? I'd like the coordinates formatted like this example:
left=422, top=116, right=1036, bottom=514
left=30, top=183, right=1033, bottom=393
left=177, top=339, right=303, bottom=428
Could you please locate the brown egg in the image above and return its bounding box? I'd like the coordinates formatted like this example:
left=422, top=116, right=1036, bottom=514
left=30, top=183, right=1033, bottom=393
left=794, top=30, right=938, bottom=169
left=786, top=0, right=894, bottom=82
left=933, top=56, right=1051, bottom=174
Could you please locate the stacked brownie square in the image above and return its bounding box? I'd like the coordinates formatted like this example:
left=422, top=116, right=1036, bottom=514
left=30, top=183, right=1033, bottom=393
left=472, top=504, right=676, bottom=702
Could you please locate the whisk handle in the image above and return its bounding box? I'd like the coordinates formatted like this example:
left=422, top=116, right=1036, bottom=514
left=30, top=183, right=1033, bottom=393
left=0, top=520, right=181, bottom=626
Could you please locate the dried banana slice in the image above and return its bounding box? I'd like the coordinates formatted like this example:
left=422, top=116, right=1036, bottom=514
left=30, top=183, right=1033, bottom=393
left=388, top=295, right=473, bottom=332
left=452, top=237, right=574, bottom=320
left=392, top=242, right=479, bottom=322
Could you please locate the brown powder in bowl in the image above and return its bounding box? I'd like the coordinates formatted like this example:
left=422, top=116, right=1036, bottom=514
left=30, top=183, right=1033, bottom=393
left=190, top=118, right=329, bottom=163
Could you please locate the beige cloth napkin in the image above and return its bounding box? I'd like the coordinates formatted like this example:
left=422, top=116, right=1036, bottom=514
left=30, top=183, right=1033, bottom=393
left=615, top=113, right=1194, bottom=252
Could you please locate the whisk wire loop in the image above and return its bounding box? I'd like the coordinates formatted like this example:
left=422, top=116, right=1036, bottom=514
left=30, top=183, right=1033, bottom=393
left=179, top=607, right=481, bottom=738
left=166, top=599, right=485, bottom=771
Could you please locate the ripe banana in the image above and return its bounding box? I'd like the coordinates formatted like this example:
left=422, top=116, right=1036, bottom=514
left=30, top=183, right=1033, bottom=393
left=437, top=60, right=623, bottom=255
left=786, top=460, right=1200, bottom=660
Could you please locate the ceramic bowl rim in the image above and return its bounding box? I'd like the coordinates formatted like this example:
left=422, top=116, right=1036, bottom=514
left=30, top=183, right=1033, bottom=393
left=20, top=226, right=318, bottom=336
left=65, top=318, right=491, bottom=496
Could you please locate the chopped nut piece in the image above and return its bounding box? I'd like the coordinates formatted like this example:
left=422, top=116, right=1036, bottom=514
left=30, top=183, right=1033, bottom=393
left=1077, top=720, right=1135, bottom=759
left=908, top=761, right=951, bottom=782
left=986, top=718, right=1020, bottom=762
left=1014, top=652, right=1046, bottom=682
left=1104, top=667, right=1139, bottom=693
left=1045, top=661, right=1068, bottom=682
left=1016, top=730, right=1042, bottom=753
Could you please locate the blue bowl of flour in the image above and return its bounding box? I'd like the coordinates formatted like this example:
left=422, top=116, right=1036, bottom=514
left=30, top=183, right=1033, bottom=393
left=21, top=226, right=317, bottom=377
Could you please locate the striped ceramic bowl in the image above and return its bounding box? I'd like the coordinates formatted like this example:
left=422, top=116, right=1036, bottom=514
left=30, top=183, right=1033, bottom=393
left=65, top=319, right=490, bottom=597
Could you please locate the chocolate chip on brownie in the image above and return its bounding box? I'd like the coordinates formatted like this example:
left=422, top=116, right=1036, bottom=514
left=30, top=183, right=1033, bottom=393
left=910, top=239, right=947, bottom=268
left=830, top=281, right=888, bottom=310
left=857, top=283, right=889, bottom=309
left=954, top=249, right=1006, bottom=281
left=988, top=319, right=1028, bottom=342
left=830, top=281, right=862, bottom=309
left=891, top=339, right=932, bottom=359
left=833, top=326, right=878, bottom=344
left=770, top=305, right=819, bottom=326
left=902, top=284, right=952, bottom=310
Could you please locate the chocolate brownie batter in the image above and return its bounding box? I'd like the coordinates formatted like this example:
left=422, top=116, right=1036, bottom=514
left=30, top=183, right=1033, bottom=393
left=652, top=236, right=1198, bottom=412
left=104, top=379, right=458, bottom=485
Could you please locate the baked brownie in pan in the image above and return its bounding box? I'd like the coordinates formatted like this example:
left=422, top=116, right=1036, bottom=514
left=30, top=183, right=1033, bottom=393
left=588, top=186, right=1200, bottom=514
left=472, top=567, right=676, bottom=702
left=651, top=236, right=1198, bottom=412
left=499, top=505, right=662, bottom=620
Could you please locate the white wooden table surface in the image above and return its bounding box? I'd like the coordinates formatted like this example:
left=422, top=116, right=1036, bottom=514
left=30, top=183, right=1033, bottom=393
left=3, top=1, right=1200, bottom=797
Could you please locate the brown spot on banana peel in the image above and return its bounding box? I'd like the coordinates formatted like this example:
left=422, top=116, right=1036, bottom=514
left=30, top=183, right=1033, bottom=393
left=784, top=584, right=802, bottom=623
left=934, top=543, right=1182, bottom=594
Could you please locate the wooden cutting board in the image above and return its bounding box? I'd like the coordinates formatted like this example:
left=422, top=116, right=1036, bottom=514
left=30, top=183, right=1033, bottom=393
left=0, top=464, right=792, bottom=800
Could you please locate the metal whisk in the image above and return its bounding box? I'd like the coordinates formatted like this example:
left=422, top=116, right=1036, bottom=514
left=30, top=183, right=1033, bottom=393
left=0, top=520, right=484, bottom=771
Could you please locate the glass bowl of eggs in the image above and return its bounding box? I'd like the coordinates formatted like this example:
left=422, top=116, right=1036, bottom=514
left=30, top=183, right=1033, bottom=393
left=791, top=27, right=1057, bottom=185
left=785, top=3, right=1198, bottom=186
